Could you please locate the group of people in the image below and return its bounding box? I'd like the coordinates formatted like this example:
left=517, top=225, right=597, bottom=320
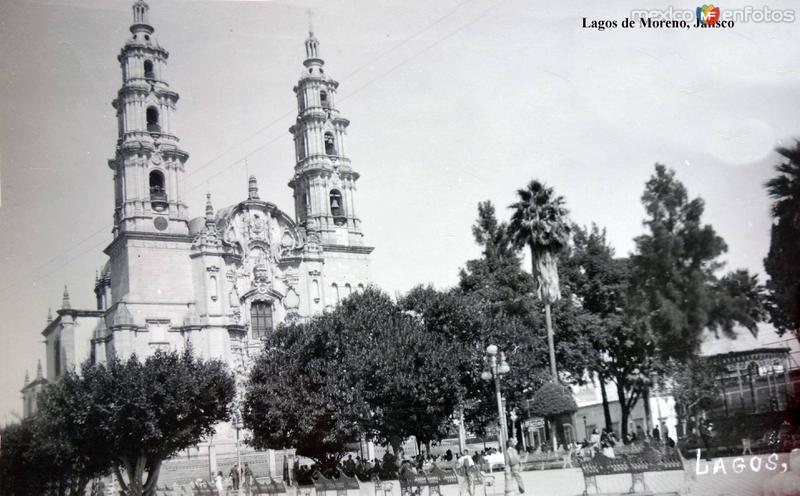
left=583, top=424, right=677, bottom=460
left=211, top=463, right=254, bottom=495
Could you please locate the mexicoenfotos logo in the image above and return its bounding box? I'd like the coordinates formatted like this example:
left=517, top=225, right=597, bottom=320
left=696, top=4, right=721, bottom=25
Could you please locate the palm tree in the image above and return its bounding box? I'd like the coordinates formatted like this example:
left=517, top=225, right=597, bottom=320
left=508, top=180, right=571, bottom=380
left=764, top=142, right=800, bottom=339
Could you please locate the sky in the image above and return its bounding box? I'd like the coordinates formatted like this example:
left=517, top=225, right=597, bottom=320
left=0, top=0, right=798, bottom=422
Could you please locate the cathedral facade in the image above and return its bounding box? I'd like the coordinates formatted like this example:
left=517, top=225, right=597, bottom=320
left=22, top=0, right=373, bottom=414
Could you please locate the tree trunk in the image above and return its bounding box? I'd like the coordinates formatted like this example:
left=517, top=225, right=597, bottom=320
left=599, top=376, right=612, bottom=432
left=545, top=304, right=557, bottom=380
left=643, top=387, right=652, bottom=434
left=142, top=459, right=162, bottom=496
left=617, top=382, right=630, bottom=439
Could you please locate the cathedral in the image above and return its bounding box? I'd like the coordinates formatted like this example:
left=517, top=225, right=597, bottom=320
left=21, top=0, right=373, bottom=416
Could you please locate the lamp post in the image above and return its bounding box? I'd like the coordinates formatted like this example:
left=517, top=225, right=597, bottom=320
left=234, top=413, right=244, bottom=496
left=481, top=344, right=510, bottom=455
left=582, top=416, right=587, bottom=442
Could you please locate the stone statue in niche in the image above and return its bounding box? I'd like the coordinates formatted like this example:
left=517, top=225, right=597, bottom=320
left=249, top=212, right=266, bottom=241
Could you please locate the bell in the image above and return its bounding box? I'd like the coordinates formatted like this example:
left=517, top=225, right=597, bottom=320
left=331, top=198, right=340, bottom=209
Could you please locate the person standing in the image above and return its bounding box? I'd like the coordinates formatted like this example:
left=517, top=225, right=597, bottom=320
left=229, top=464, right=240, bottom=492
left=243, top=463, right=254, bottom=493
left=457, top=448, right=476, bottom=496
left=214, top=471, right=225, bottom=495
left=504, top=438, right=525, bottom=495
left=699, top=416, right=713, bottom=460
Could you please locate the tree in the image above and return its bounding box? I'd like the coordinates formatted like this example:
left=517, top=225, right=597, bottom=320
left=708, top=269, right=767, bottom=339
left=508, top=180, right=572, bottom=380
left=628, top=165, right=766, bottom=434
left=529, top=381, right=578, bottom=447
left=629, top=164, right=728, bottom=364
left=667, top=358, right=725, bottom=437
left=457, top=202, right=597, bottom=438
left=472, top=200, right=514, bottom=261
left=558, top=224, right=628, bottom=433
left=243, top=316, right=365, bottom=469
left=245, top=288, right=464, bottom=462
left=764, top=142, right=800, bottom=341
left=338, top=289, right=464, bottom=455
left=45, top=349, right=235, bottom=496
left=0, top=419, right=45, bottom=496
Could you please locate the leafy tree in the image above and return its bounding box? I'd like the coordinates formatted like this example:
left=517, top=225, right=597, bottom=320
left=508, top=180, right=572, bottom=380
left=456, top=202, right=598, bottom=437
left=667, top=358, right=725, bottom=437
left=460, top=201, right=536, bottom=319
left=0, top=419, right=44, bottom=496
left=472, top=200, right=514, bottom=261
left=529, top=381, right=578, bottom=446
left=245, top=288, right=464, bottom=462
left=243, top=316, right=365, bottom=469
left=338, top=289, right=464, bottom=455
left=708, top=269, right=767, bottom=339
left=627, top=165, right=766, bottom=434
left=557, top=224, right=626, bottom=432
left=764, top=142, right=800, bottom=340
left=45, top=349, right=235, bottom=496
left=628, top=164, right=728, bottom=364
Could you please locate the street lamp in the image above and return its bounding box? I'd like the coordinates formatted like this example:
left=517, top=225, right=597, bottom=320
left=234, top=412, right=244, bottom=496
left=481, top=344, right=510, bottom=455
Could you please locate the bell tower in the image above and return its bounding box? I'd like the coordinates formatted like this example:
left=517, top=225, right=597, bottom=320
left=289, top=31, right=366, bottom=248
left=102, top=0, right=195, bottom=345
left=110, top=0, right=189, bottom=237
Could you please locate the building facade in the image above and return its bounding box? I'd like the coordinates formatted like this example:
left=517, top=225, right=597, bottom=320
left=22, top=0, right=373, bottom=416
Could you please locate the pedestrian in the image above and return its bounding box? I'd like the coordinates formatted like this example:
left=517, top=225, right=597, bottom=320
left=652, top=425, right=661, bottom=442
left=243, top=463, right=253, bottom=493
left=590, top=428, right=601, bottom=450
left=214, top=471, right=225, bottom=495
left=504, top=438, right=525, bottom=495
left=699, top=416, right=713, bottom=460
left=229, top=464, right=240, bottom=491
left=457, top=448, right=476, bottom=496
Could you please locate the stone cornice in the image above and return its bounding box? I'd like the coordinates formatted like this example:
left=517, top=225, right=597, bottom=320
left=322, top=244, right=374, bottom=255
left=41, top=309, right=105, bottom=337
left=117, top=84, right=179, bottom=102
left=118, top=43, right=169, bottom=58
left=104, top=231, right=194, bottom=256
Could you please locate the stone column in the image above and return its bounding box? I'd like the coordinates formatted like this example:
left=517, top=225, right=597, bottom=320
left=208, top=443, right=218, bottom=481
left=736, top=362, right=745, bottom=411
left=268, top=449, right=277, bottom=478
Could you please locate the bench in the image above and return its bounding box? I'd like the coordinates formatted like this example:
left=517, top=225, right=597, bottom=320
left=313, top=474, right=360, bottom=496
left=251, top=477, right=287, bottom=495
left=399, top=467, right=459, bottom=496
left=579, top=450, right=685, bottom=495
left=458, top=466, right=495, bottom=496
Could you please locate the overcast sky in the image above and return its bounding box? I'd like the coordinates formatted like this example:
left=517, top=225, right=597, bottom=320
left=0, top=0, right=798, bottom=421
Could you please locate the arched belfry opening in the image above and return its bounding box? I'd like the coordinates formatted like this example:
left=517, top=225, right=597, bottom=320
left=324, top=132, right=336, bottom=155
left=146, top=106, right=160, bottom=133
left=320, top=90, right=329, bottom=108
left=149, top=169, right=167, bottom=210
left=144, top=60, right=154, bottom=79
left=330, top=189, right=345, bottom=224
